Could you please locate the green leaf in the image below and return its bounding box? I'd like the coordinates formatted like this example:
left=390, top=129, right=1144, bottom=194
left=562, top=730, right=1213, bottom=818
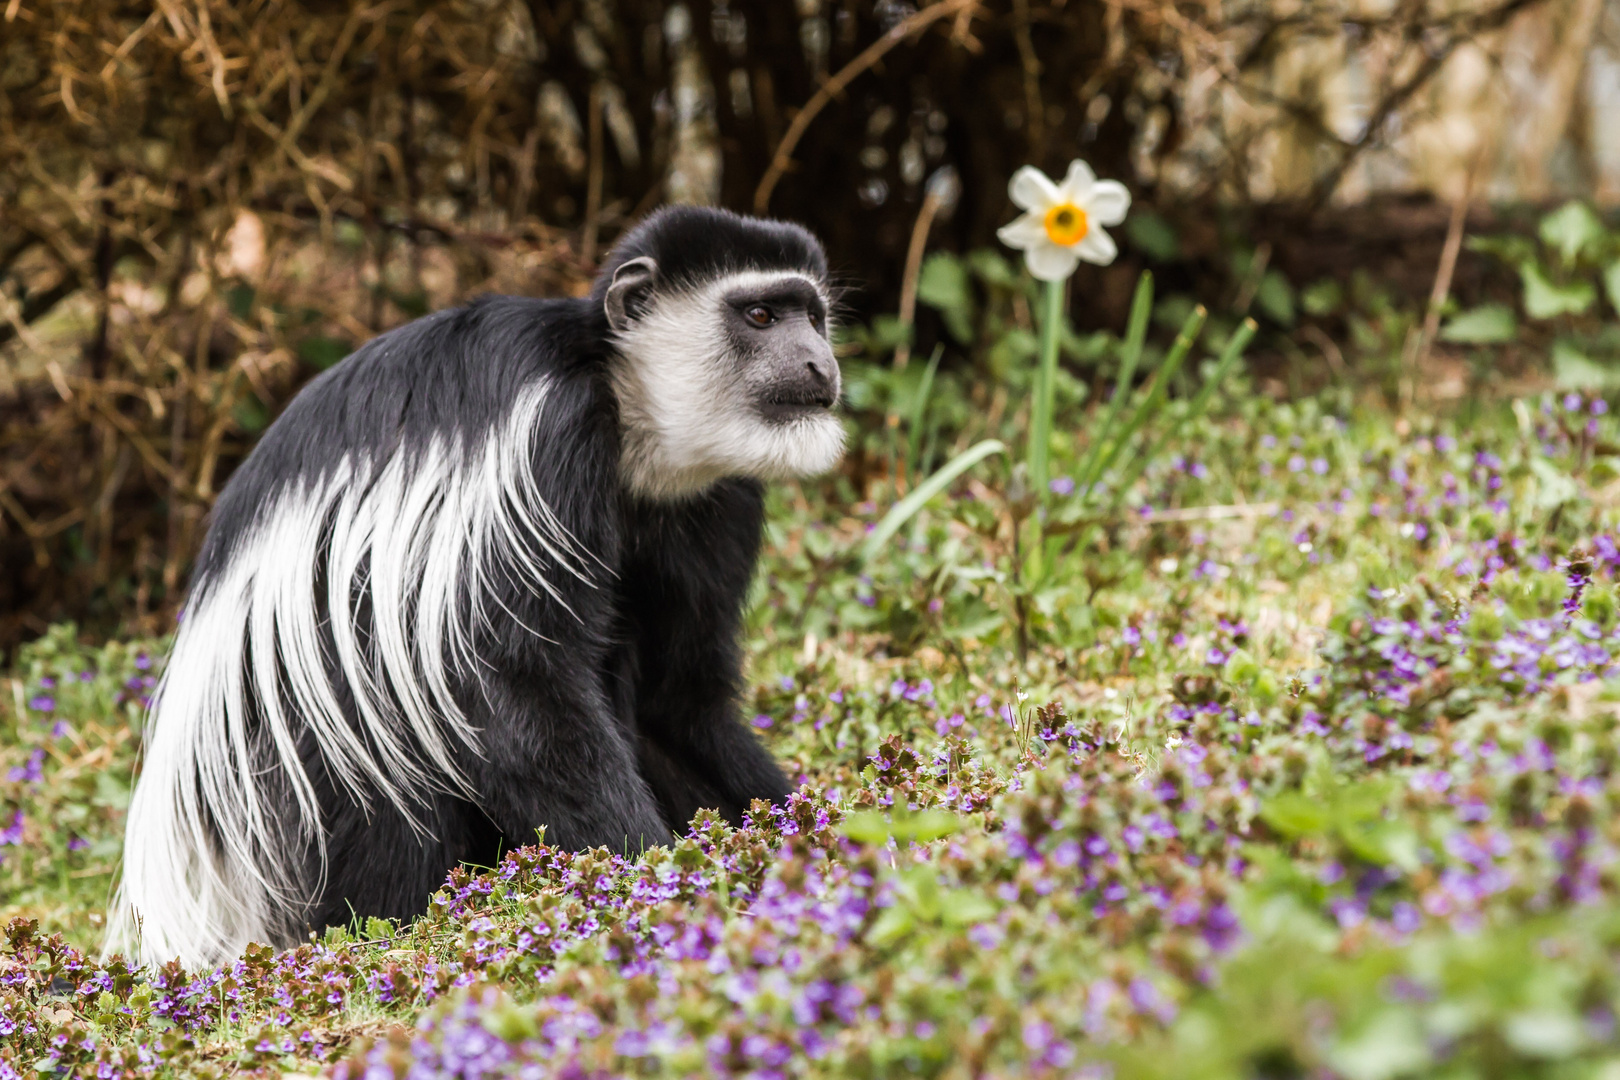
left=944, top=600, right=1004, bottom=642
left=908, top=346, right=943, bottom=478
left=1530, top=455, right=1580, bottom=510
left=335, top=218, right=367, bottom=249
left=1440, top=304, right=1517, bottom=344
left=937, top=889, right=997, bottom=927
left=1469, top=233, right=1537, bottom=265
left=1521, top=262, right=1596, bottom=320
left=840, top=811, right=894, bottom=845
left=1538, top=201, right=1606, bottom=265
left=1223, top=647, right=1260, bottom=684
left=1153, top=293, right=1198, bottom=332
left=232, top=396, right=270, bottom=435
left=986, top=327, right=1038, bottom=377
left=966, top=248, right=1018, bottom=290
left=391, top=290, right=430, bottom=318
left=866, top=315, right=914, bottom=352
left=1502, top=1010, right=1586, bottom=1058
left=896, top=867, right=942, bottom=919
left=1125, top=210, right=1180, bottom=262
left=1604, top=261, right=1620, bottom=315
left=298, top=336, right=351, bottom=370
left=892, top=809, right=962, bottom=843
left=1339, top=820, right=1420, bottom=872
left=483, top=999, right=540, bottom=1042
left=225, top=283, right=255, bottom=320
left=1552, top=340, right=1620, bottom=390
left=1254, top=270, right=1296, bottom=327
left=1329, top=1010, right=1431, bottom=1080
left=916, top=254, right=976, bottom=343
left=1301, top=279, right=1343, bottom=317
left=866, top=905, right=915, bottom=946
left=842, top=808, right=962, bottom=848
left=1259, top=793, right=1333, bottom=838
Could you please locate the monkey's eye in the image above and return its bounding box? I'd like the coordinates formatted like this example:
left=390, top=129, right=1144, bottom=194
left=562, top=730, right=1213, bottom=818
left=743, top=305, right=776, bottom=328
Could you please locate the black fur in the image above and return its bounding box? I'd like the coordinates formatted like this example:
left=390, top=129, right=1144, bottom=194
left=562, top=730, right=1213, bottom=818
left=190, top=206, right=812, bottom=936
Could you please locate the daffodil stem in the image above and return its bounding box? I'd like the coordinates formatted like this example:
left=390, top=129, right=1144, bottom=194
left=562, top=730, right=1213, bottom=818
left=1028, top=277, right=1064, bottom=499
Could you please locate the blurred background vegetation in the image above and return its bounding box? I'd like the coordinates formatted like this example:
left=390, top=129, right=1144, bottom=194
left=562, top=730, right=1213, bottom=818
left=3, top=0, right=1620, bottom=654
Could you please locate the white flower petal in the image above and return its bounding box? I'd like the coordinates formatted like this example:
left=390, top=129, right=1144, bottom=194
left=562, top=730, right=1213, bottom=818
left=1008, top=166, right=1060, bottom=212
left=996, top=212, right=1049, bottom=250
left=1074, top=226, right=1118, bottom=266
left=1024, top=241, right=1081, bottom=281
left=1058, top=159, right=1098, bottom=202
left=1084, top=180, right=1131, bottom=226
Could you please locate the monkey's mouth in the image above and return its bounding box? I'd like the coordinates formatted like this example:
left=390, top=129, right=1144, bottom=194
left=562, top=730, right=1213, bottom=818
left=757, top=390, right=837, bottom=421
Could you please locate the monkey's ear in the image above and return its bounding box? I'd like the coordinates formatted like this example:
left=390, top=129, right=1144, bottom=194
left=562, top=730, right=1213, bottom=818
left=604, top=256, right=659, bottom=334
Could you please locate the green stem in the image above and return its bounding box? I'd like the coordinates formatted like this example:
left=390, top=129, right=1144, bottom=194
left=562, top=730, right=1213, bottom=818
left=1029, top=277, right=1064, bottom=497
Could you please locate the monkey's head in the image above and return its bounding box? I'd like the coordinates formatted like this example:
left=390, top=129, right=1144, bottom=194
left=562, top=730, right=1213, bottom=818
left=597, top=207, right=846, bottom=501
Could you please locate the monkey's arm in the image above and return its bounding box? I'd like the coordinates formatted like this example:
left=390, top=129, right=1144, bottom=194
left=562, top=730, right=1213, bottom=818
left=632, top=640, right=794, bottom=828
left=465, top=666, right=674, bottom=852
left=622, top=481, right=794, bottom=830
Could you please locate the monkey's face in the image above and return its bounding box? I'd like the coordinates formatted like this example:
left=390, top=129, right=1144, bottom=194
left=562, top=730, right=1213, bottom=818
left=605, top=258, right=846, bottom=501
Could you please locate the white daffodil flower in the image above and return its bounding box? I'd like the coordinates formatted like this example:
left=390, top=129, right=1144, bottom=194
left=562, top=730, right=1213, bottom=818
left=996, top=160, right=1131, bottom=281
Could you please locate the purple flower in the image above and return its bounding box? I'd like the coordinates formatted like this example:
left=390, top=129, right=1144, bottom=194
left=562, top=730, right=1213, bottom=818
left=6, top=750, right=44, bottom=785
left=27, top=696, right=54, bottom=712
left=1127, top=978, right=1177, bottom=1025
left=1049, top=476, right=1075, bottom=496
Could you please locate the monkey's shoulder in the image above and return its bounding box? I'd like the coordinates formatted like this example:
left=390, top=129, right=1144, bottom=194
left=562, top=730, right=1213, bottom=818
left=324, top=293, right=604, bottom=403
left=259, top=295, right=601, bottom=446
left=202, top=296, right=616, bottom=558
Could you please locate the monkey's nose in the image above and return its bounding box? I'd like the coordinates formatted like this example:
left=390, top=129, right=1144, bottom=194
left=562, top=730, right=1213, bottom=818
left=804, top=356, right=837, bottom=403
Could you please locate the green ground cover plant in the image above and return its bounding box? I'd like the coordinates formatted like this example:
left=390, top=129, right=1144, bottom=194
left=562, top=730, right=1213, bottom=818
left=7, top=199, right=1620, bottom=1075
left=7, top=366, right=1620, bottom=1077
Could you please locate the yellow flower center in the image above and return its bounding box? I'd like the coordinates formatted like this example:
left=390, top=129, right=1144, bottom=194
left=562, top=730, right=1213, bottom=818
left=1043, top=203, right=1089, bottom=247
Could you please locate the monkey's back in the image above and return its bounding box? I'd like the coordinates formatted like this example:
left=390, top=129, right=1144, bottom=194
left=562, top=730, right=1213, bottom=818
left=194, top=295, right=611, bottom=584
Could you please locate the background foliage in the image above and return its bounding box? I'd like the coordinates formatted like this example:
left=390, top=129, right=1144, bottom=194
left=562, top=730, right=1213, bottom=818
left=6, top=0, right=1614, bottom=649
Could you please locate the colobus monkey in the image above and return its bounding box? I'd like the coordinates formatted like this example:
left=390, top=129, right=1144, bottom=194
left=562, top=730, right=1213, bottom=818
left=109, top=207, right=844, bottom=969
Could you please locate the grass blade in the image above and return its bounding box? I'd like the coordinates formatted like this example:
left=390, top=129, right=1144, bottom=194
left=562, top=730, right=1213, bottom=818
left=1107, top=317, right=1257, bottom=513
left=908, top=344, right=944, bottom=480
left=862, top=439, right=1006, bottom=562
left=1087, top=304, right=1208, bottom=489
left=1074, top=271, right=1153, bottom=495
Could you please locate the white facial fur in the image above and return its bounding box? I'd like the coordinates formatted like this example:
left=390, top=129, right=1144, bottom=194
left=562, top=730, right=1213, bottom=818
left=609, top=269, right=846, bottom=501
